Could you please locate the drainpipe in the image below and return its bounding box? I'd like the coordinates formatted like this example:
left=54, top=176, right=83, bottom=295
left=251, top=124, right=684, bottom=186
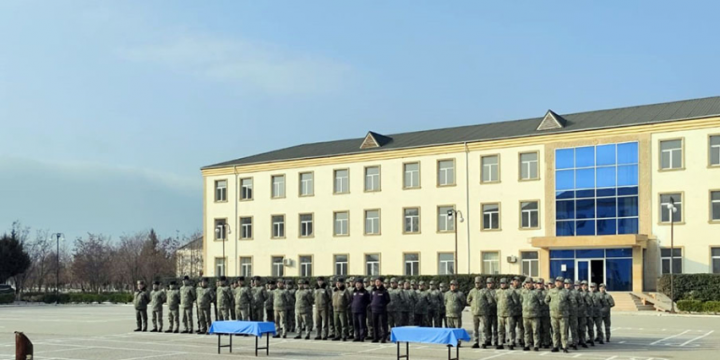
left=464, top=142, right=471, bottom=274
left=234, top=165, right=239, bottom=276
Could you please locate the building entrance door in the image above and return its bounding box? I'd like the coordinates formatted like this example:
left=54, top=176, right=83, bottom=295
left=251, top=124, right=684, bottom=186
left=576, top=259, right=604, bottom=284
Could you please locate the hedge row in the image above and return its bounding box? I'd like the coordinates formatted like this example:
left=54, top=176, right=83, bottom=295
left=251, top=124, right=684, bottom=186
left=0, top=293, right=14, bottom=304
left=677, top=300, right=720, bottom=313
left=21, top=292, right=133, bottom=304
left=658, top=274, right=720, bottom=302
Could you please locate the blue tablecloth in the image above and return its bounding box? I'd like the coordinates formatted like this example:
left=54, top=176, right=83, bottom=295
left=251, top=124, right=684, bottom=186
left=209, top=321, right=277, bottom=337
left=391, top=327, right=470, bottom=347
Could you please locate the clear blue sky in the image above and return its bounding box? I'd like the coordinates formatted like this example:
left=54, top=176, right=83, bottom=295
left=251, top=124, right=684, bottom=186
left=1, top=1, right=719, bottom=242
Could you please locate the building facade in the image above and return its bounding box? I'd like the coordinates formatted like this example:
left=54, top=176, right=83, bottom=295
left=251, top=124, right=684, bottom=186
left=201, top=97, right=720, bottom=292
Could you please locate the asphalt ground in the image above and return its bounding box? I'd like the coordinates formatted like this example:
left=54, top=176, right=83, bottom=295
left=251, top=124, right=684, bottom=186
left=1, top=304, right=718, bottom=360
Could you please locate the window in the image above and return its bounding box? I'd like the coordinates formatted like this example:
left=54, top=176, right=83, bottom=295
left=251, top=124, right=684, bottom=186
left=660, top=139, right=683, bottom=170
left=240, top=217, right=252, bottom=239
left=711, top=136, right=720, bottom=166
left=215, top=180, right=227, bottom=202
left=712, top=191, right=720, bottom=222
left=660, top=248, right=682, bottom=274
left=299, top=214, right=314, bottom=237
left=712, top=248, right=720, bottom=274
left=365, top=166, right=380, bottom=191
left=215, top=258, right=226, bottom=276
left=271, top=256, right=284, bottom=277
left=334, top=211, right=349, bottom=236
left=403, top=208, right=420, bottom=233
left=365, top=210, right=380, bottom=235
left=520, top=152, right=539, bottom=180
left=660, top=193, right=683, bottom=223
left=404, top=162, right=420, bottom=189
left=214, top=219, right=227, bottom=240
left=481, top=155, right=499, bottom=183
left=365, top=254, right=380, bottom=276
left=438, top=253, right=454, bottom=275
left=520, top=201, right=539, bottom=229
left=334, top=254, right=348, bottom=276
left=437, top=206, right=455, bottom=232
left=271, top=175, right=285, bottom=198
left=404, top=253, right=419, bottom=276
left=482, top=252, right=499, bottom=274
left=240, top=178, right=253, bottom=200
left=299, top=172, right=314, bottom=196
left=334, top=169, right=349, bottom=194
left=271, top=215, right=285, bottom=238
left=555, top=142, right=639, bottom=236
left=299, top=256, right=313, bottom=277
left=482, top=203, right=500, bottom=230
left=521, top=251, right=539, bottom=277
left=240, top=257, right=252, bottom=277
left=437, top=160, right=455, bottom=186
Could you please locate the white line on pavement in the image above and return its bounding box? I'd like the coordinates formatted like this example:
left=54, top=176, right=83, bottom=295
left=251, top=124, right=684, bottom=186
left=649, top=330, right=691, bottom=345
left=118, top=352, right=187, bottom=360
left=679, top=330, right=714, bottom=347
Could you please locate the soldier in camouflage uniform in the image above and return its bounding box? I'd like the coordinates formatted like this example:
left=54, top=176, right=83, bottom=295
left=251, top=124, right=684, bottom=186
left=150, top=281, right=166, bottom=332
left=414, top=281, right=429, bottom=326
left=599, top=284, right=614, bottom=342
left=272, top=279, right=289, bottom=338
left=365, top=278, right=376, bottom=339
left=265, top=282, right=275, bottom=322
left=511, top=277, right=524, bottom=347
left=229, top=279, right=237, bottom=320
left=563, top=279, right=579, bottom=350
left=426, top=281, right=439, bottom=327
left=545, top=277, right=570, bottom=353
left=466, top=276, right=494, bottom=348
left=581, top=281, right=596, bottom=346
left=252, top=277, right=268, bottom=322
left=345, top=277, right=355, bottom=338
left=165, top=281, right=180, bottom=333
left=438, top=282, right=448, bottom=327
left=314, top=277, right=331, bottom=340
left=133, top=280, right=150, bottom=332
left=404, top=280, right=417, bottom=325
left=387, top=278, right=403, bottom=328
left=197, top=278, right=214, bottom=334
left=488, top=278, right=499, bottom=346
left=294, top=280, right=314, bottom=339
left=444, top=280, right=465, bottom=334
left=332, top=278, right=351, bottom=341
left=216, top=276, right=233, bottom=321
left=495, top=278, right=518, bottom=350
left=574, top=280, right=588, bottom=348
left=591, top=283, right=605, bottom=344
left=520, top=278, right=541, bottom=351
left=535, top=278, right=551, bottom=348
left=180, top=276, right=196, bottom=333
left=234, top=277, right=253, bottom=321
left=286, top=280, right=296, bottom=333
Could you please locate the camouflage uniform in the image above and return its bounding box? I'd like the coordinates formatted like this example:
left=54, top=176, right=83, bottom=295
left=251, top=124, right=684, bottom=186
left=444, top=280, right=465, bottom=330
left=133, top=283, right=150, bottom=331
left=563, top=279, right=579, bottom=348
left=574, top=281, right=588, bottom=347
left=265, top=283, right=275, bottom=323
left=591, top=283, right=605, bottom=343
left=466, top=277, right=494, bottom=347
left=234, top=280, right=253, bottom=321
left=365, top=279, right=375, bottom=338
left=180, top=279, right=197, bottom=333
left=216, top=279, right=233, bottom=321
left=544, top=277, right=570, bottom=351
left=535, top=279, right=551, bottom=348
left=404, top=281, right=417, bottom=325
left=252, top=279, right=268, bottom=321
left=294, top=281, right=314, bottom=339
left=332, top=281, right=352, bottom=340
left=495, top=279, right=518, bottom=348
left=520, top=279, right=542, bottom=350
left=286, top=281, right=296, bottom=333
left=387, top=278, right=404, bottom=328
left=581, top=282, right=596, bottom=346
left=438, top=283, right=447, bottom=327
left=511, top=278, right=524, bottom=346
left=414, top=282, right=429, bottom=326
left=150, top=285, right=166, bottom=332
left=229, top=282, right=236, bottom=320
left=273, top=282, right=290, bottom=338
left=314, top=279, right=332, bottom=339
left=345, top=278, right=355, bottom=338
left=427, top=281, right=440, bottom=327
left=197, top=281, right=214, bottom=333
left=600, top=285, right=615, bottom=342
left=166, top=283, right=180, bottom=333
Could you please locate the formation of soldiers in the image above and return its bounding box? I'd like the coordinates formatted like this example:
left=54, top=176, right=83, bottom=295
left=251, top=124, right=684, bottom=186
left=132, top=274, right=614, bottom=352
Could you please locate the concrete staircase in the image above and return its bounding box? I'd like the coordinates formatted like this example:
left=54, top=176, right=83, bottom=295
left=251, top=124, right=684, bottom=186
left=611, top=292, right=654, bottom=311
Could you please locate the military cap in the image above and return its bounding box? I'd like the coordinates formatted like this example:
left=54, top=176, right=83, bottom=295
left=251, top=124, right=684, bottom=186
left=439, top=282, right=446, bottom=287
left=137, top=280, right=145, bottom=284
left=564, top=279, right=572, bottom=284
left=590, top=282, right=597, bottom=287
left=429, top=280, right=435, bottom=285
left=474, top=276, right=482, bottom=283
left=183, top=275, right=190, bottom=280
left=581, top=280, right=588, bottom=285
left=201, top=277, right=208, bottom=282
left=390, top=277, right=398, bottom=283
left=355, top=278, right=363, bottom=284
left=364, top=278, right=371, bottom=283
left=153, top=280, right=160, bottom=285
left=317, top=276, right=325, bottom=281
left=285, top=279, right=293, bottom=284
left=238, top=276, right=245, bottom=281
left=574, top=280, right=580, bottom=286
left=377, top=276, right=385, bottom=282
left=537, top=278, right=545, bottom=284
left=336, top=277, right=345, bottom=283
left=599, top=283, right=606, bottom=288
left=449, top=280, right=458, bottom=285
left=410, top=280, right=416, bottom=285
left=487, top=278, right=495, bottom=283
left=555, top=276, right=564, bottom=282
left=347, top=277, right=354, bottom=283
left=499, top=278, right=507, bottom=284
left=220, top=276, right=227, bottom=281
left=513, top=276, right=521, bottom=281
left=418, top=281, right=426, bottom=286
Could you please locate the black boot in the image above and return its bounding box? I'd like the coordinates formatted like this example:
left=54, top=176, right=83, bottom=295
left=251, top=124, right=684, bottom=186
left=472, top=343, right=479, bottom=349
left=150, top=329, right=157, bottom=333
left=580, top=342, right=588, bottom=348
left=523, top=347, right=530, bottom=351
left=164, top=329, right=172, bottom=333
left=551, top=348, right=559, bottom=353
left=496, top=345, right=504, bottom=350
left=589, top=341, right=595, bottom=346
left=134, top=328, right=141, bottom=332
left=563, top=348, right=569, bottom=353
left=332, top=337, right=340, bottom=341
left=272, top=335, right=280, bottom=338
left=174, top=329, right=179, bottom=333
left=606, top=337, right=610, bottom=343
left=294, top=335, right=302, bottom=339
left=533, top=347, right=539, bottom=351
left=305, top=334, right=310, bottom=340
left=598, top=339, right=604, bottom=344
left=572, top=345, right=577, bottom=350
left=508, top=345, right=514, bottom=350
left=314, top=335, right=321, bottom=340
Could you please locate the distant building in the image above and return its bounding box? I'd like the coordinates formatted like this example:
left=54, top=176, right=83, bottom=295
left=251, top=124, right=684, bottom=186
left=176, top=236, right=203, bottom=278
left=201, top=96, right=720, bottom=292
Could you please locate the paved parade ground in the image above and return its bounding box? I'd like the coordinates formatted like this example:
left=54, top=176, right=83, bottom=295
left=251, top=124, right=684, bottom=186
left=1, top=305, right=718, bottom=360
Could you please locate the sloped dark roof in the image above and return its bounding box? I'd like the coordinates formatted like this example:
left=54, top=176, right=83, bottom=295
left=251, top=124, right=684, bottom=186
left=178, top=236, right=202, bottom=250
left=203, top=96, right=720, bottom=169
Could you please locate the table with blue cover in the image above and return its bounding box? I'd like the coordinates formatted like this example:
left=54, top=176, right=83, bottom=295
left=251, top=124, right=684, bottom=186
left=391, top=327, right=471, bottom=360
left=208, top=321, right=277, bottom=356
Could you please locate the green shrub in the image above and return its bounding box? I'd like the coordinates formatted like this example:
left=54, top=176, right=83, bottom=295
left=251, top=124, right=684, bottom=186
left=0, top=293, right=14, bottom=304
left=677, top=300, right=703, bottom=312
left=702, top=301, right=720, bottom=313
left=657, top=274, right=720, bottom=302
left=18, top=292, right=133, bottom=304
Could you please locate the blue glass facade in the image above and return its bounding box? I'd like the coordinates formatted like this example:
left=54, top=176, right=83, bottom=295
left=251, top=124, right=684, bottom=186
left=550, top=248, right=633, bottom=291
left=555, top=142, right=639, bottom=236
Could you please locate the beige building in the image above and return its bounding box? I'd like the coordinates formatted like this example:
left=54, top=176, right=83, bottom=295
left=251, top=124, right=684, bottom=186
left=201, top=97, right=720, bottom=292
left=176, top=236, right=204, bottom=278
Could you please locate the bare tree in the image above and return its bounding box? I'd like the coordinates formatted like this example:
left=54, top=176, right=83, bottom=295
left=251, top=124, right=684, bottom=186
left=25, top=229, right=55, bottom=292
left=71, top=233, right=112, bottom=292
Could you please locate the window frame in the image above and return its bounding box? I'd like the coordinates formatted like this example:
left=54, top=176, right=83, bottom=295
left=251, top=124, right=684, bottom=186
left=481, top=202, right=501, bottom=231
left=520, top=250, right=539, bottom=277
left=333, top=168, right=350, bottom=194
left=298, top=171, right=314, bottom=197
left=403, top=161, right=421, bottom=189
left=364, top=165, right=381, bottom=192
left=239, top=216, right=253, bottom=240
left=402, top=207, right=421, bottom=234
left=711, top=247, right=720, bottom=274
left=519, top=200, right=541, bottom=230
left=659, top=138, right=685, bottom=171
left=239, top=256, right=253, bottom=277
left=659, top=192, right=684, bottom=225
left=437, top=252, right=455, bottom=275
left=334, top=254, right=349, bottom=276
left=403, top=252, right=420, bottom=276
left=480, top=154, right=501, bottom=184
left=481, top=251, right=501, bottom=275
left=270, top=214, right=286, bottom=239
left=436, top=159, right=456, bottom=187
left=271, top=256, right=285, bottom=277
left=333, top=210, right=350, bottom=237
left=519, top=151, right=540, bottom=181
left=660, top=247, right=683, bottom=275
left=213, top=218, right=228, bottom=241
left=364, top=253, right=381, bottom=276
left=270, top=174, right=286, bottom=199
left=711, top=190, right=720, bottom=223
left=710, top=134, right=720, bottom=168
left=437, top=205, right=456, bottom=233
left=299, top=213, right=314, bottom=238
left=239, top=177, right=254, bottom=201
left=214, top=257, right=227, bottom=277
left=214, top=179, right=228, bottom=202
left=364, top=209, right=381, bottom=236
left=299, top=254, right=313, bottom=277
